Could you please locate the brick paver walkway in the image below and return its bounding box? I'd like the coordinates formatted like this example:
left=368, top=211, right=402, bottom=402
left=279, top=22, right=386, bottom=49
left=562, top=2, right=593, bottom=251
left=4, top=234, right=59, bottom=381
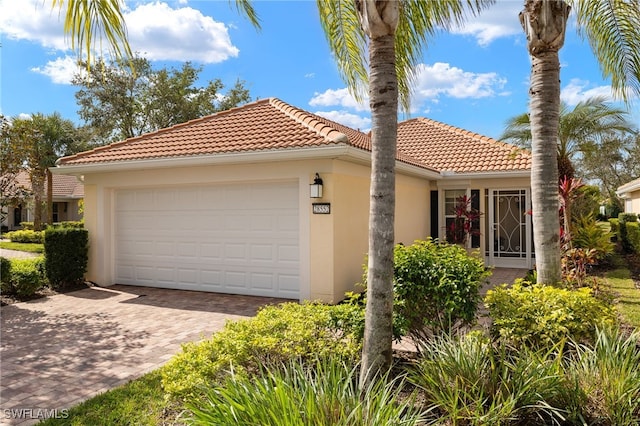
left=0, top=285, right=287, bottom=425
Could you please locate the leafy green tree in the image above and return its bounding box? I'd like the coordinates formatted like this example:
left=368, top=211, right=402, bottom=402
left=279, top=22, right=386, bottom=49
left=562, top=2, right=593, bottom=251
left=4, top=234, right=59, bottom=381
left=4, top=113, right=83, bottom=230
left=581, top=132, right=640, bottom=212
left=501, top=96, right=636, bottom=181
left=519, top=0, right=640, bottom=285
left=73, top=55, right=252, bottom=143
left=1, top=115, right=30, bottom=226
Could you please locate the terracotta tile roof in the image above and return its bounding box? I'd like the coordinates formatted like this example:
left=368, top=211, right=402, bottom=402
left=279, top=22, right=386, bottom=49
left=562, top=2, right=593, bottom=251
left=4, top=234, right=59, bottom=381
left=397, top=117, right=531, bottom=173
left=56, top=97, right=529, bottom=175
left=2, top=171, right=83, bottom=198
left=52, top=174, right=84, bottom=197
left=58, top=98, right=372, bottom=166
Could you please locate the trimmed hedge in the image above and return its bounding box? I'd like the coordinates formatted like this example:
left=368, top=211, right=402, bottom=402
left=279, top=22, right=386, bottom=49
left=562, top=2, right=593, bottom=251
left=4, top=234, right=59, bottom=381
left=484, top=281, right=617, bottom=349
left=51, top=221, right=85, bottom=229
left=0, top=257, right=46, bottom=297
left=615, top=213, right=640, bottom=254
left=627, top=221, right=640, bottom=254
left=5, top=230, right=44, bottom=244
left=44, top=227, right=88, bottom=289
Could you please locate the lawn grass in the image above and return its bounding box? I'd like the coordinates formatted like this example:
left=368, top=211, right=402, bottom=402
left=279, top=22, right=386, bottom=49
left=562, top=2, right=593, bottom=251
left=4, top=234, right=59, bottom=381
left=0, top=241, right=44, bottom=253
left=37, top=371, right=176, bottom=426
left=605, top=254, right=640, bottom=330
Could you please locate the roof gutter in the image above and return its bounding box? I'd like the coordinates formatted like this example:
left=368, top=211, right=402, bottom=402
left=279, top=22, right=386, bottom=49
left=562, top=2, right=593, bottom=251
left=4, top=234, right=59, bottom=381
left=52, top=145, right=441, bottom=180
left=438, top=170, right=531, bottom=180
left=616, top=179, right=640, bottom=198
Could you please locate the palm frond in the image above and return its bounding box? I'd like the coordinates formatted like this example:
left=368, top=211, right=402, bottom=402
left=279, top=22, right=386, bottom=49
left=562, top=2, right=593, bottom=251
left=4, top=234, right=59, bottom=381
left=53, top=0, right=132, bottom=67
left=573, top=0, right=640, bottom=103
left=230, top=0, right=261, bottom=30
left=499, top=112, right=532, bottom=149
left=316, top=0, right=369, bottom=104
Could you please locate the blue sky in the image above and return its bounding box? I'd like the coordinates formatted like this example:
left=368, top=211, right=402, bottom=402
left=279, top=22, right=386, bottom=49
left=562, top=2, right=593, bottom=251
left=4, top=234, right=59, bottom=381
left=1, top=0, right=638, bottom=140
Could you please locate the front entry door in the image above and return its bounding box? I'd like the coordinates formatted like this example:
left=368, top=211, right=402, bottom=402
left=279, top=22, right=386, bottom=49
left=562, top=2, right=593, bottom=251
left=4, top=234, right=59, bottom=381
left=488, top=189, right=532, bottom=269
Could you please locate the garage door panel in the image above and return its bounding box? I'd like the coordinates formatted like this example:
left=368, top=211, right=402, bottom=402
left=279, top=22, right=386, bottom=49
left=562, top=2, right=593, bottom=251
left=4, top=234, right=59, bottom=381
left=115, top=181, right=300, bottom=298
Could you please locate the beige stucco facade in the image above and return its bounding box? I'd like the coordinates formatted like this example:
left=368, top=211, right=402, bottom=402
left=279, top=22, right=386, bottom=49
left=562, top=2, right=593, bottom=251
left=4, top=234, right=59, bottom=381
left=617, top=178, right=640, bottom=216
left=75, top=155, right=433, bottom=303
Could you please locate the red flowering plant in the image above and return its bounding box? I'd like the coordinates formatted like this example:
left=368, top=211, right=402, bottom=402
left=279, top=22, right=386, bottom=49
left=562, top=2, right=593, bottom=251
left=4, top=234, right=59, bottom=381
left=446, top=195, right=481, bottom=246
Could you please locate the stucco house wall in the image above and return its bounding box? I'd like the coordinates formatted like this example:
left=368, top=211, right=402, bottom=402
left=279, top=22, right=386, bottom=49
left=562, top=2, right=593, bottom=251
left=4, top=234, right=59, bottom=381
left=617, top=178, right=640, bottom=216
left=79, top=158, right=432, bottom=303
left=54, top=97, right=531, bottom=303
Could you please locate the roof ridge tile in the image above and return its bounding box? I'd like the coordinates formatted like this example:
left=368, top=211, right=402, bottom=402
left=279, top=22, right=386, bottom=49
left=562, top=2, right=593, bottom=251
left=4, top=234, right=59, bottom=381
left=269, top=98, right=349, bottom=144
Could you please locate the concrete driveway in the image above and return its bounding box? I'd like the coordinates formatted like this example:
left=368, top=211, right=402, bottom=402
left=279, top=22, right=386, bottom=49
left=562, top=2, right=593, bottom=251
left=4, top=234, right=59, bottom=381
left=0, top=285, right=287, bottom=425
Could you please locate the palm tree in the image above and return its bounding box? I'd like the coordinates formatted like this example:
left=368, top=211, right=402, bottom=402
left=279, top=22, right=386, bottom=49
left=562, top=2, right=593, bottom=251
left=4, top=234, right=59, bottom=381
left=7, top=113, right=79, bottom=230
left=501, top=96, right=636, bottom=181
left=519, top=0, right=640, bottom=285
left=317, top=0, right=493, bottom=385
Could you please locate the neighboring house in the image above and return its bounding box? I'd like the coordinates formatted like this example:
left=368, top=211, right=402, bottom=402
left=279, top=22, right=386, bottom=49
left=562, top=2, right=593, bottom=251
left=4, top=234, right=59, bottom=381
left=1, top=171, right=84, bottom=231
left=616, top=177, right=640, bottom=216
left=53, top=98, right=532, bottom=303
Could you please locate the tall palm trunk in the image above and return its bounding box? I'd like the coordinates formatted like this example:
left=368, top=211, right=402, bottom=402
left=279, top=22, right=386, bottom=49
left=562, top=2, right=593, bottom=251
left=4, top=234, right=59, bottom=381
left=520, top=0, right=570, bottom=285
left=30, top=170, right=46, bottom=231
left=357, top=0, right=398, bottom=388
left=47, top=168, right=54, bottom=224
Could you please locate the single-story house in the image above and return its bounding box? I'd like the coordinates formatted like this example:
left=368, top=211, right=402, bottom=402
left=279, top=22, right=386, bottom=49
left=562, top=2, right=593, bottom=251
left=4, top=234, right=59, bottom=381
left=1, top=171, right=84, bottom=231
left=616, top=177, right=640, bottom=216
left=52, top=98, right=532, bottom=303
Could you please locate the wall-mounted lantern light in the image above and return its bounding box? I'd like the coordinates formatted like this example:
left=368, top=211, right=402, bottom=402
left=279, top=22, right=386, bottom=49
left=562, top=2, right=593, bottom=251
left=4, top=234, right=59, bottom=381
left=309, top=173, right=323, bottom=198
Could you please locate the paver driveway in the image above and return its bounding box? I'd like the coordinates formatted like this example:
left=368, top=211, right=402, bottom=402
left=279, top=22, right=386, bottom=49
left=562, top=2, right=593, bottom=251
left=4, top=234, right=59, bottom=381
left=0, top=285, right=287, bottom=425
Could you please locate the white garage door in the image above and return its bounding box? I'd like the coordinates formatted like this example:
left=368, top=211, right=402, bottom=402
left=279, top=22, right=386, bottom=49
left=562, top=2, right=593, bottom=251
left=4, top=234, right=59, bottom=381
left=114, top=181, right=299, bottom=299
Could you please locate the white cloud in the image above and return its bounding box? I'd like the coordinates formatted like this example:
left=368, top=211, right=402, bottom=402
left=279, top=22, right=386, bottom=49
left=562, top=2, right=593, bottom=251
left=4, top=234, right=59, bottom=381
left=0, top=0, right=68, bottom=50
left=451, top=2, right=523, bottom=46
left=412, top=62, right=508, bottom=106
left=314, top=110, right=371, bottom=132
left=309, top=88, right=368, bottom=112
left=0, top=0, right=239, bottom=67
left=561, top=79, right=613, bottom=105
left=125, top=2, right=238, bottom=63
left=31, top=56, right=84, bottom=85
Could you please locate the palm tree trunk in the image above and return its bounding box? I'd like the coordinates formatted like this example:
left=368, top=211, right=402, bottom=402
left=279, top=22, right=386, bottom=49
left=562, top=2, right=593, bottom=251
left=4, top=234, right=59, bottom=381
left=360, top=32, right=397, bottom=388
left=31, top=171, right=45, bottom=231
left=47, top=168, right=53, bottom=225
left=530, top=51, right=562, bottom=284
left=521, top=0, right=570, bottom=285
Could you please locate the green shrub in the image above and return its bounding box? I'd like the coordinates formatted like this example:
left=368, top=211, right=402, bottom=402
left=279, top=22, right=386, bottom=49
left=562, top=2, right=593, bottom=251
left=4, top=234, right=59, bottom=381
left=392, top=239, right=490, bottom=344
left=161, top=302, right=362, bottom=400
left=50, top=221, right=84, bottom=229
left=618, top=213, right=638, bottom=223
left=20, top=222, right=34, bottom=230
left=484, top=282, right=617, bottom=349
left=5, top=230, right=44, bottom=244
left=44, top=227, right=88, bottom=289
left=626, top=222, right=640, bottom=254
left=571, top=215, right=614, bottom=262
left=1, top=256, right=11, bottom=292
left=618, top=214, right=639, bottom=254
left=1, top=257, right=46, bottom=297
left=188, top=356, right=423, bottom=426
left=609, top=218, right=619, bottom=239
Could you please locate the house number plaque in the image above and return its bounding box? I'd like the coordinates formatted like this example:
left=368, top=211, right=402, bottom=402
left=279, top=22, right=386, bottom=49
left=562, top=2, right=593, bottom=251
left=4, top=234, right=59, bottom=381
left=312, top=203, right=331, bottom=214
